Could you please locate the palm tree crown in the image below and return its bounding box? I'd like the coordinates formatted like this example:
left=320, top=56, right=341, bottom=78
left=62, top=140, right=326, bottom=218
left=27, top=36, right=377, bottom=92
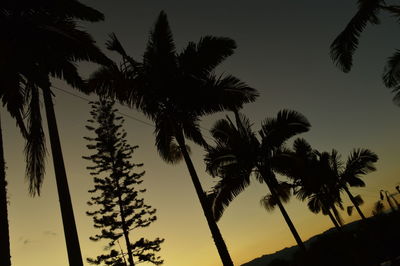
left=89, top=11, right=258, bottom=266
left=205, top=110, right=310, bottom=250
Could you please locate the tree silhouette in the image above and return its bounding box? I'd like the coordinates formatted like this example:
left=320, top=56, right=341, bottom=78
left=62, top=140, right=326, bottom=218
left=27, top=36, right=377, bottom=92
left=340, top=149, right=378, bottom=220
left=275, top=139, right=344, bottom=230
left=205, top=110, right=310, bottom=251
left=1, top=1, right=110, bottom=265
left=84, top=98, right=164, bottom=266
left=89, top=11, right=258, bottom=266
left=330, top=0, right=400, bottom=105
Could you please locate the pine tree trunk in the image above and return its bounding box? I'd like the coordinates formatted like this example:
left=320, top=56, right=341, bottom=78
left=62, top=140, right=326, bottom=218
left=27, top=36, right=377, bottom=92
left=116, top=184, right=135, bottom=266
left=43, top=87, right=83, bottom=266
left=176, top=133, right=234, bottom=266
left=0, top=115, right=11, bottom=266
left=343, top=186, right=366, bottom=220
left=263, top=175, right=307, bottom=252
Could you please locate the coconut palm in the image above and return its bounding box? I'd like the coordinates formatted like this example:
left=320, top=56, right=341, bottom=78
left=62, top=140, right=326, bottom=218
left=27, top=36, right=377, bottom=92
left=275, top=139, right=345, bottom=230
left=340, top=149, right=378, bottom=220
left=0, top=66, right=29, bottom=265
left=205, top=110, right=310, bottom=252
left=330, top=1, right=400, bottom=104
left=1, top=1, right=109, bottom=265
left=89, top=11, right=258, bottom=266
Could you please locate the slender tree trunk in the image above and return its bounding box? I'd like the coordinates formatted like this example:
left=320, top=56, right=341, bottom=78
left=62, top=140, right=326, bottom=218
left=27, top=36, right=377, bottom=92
left=326, top=208, right=341, bottom=231
left=385, top=192, right=397, bottom=213
left=343, top=186, right=366, bottom=220
left=116, top=184, right=135, bottom=266
left=263, top=175, right=307, bottom=252
left=42, top=87, right=83, bottom=266
left=0, top=115, right=11, bottom=266
left=390, top=195, right=400, bottom=210
left=176, top=134, right=234, bottom=266
left=330, top=204, right=343, bottom=226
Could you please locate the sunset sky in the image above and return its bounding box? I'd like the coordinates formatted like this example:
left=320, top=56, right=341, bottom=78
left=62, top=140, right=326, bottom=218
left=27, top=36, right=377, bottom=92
left=4, top=1, right=400, bottom=265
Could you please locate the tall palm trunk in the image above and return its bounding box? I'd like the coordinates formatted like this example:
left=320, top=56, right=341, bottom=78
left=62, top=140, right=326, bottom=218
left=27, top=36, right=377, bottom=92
left=330, top=204, right=343, bottom=226
left=325, top=207, right=341, bottom=231
left=263, top=174, right=307, bottom=252
left=0, top=115, right=11, bottom=266
left=343, top=186, right=366, bottom=220
left=175, top=132, right=234, bottom=266
left=42, top=87, right=83, bottom=266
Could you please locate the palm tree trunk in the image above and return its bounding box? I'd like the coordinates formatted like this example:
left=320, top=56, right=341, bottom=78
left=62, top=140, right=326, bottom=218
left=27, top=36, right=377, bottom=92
left=42, top=87, right=83, bottom=266
left=176, top=133, right=234, bottom=266
left=326, top=208, right=341, bottom=231
left=263, top=175, right=307, bottom=252
left=330, top=204, right=343, bottom=226
left=343, top=186, right=366, bottom=220
left=0, top=115, right=11, bottom=266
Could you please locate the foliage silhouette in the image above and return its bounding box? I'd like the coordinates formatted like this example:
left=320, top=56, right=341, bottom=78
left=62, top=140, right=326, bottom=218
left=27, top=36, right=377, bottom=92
left=278, top=139, right=378, bottom=228
left=275, top=139, right=346, bottom=230
left=330, top=0, right=400, bottom=105
left=84, top=98, right=164, bottom=266
left=1, top=1, right=110, bottom=264
left=88, top=11, right=258, bottom=266
left=204, top=110, right=310, bottom=251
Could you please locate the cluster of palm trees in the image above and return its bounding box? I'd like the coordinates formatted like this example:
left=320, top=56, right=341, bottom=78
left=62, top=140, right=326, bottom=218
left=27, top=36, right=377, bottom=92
left=0, top=1, right=388, bottom=266
left=204, top=110, right=378, bottom=253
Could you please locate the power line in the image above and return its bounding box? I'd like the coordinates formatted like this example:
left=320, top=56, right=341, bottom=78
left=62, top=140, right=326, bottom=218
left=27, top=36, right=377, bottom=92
left=51, top=85, right=155, bottom=128
left=51, top=85, right=214, bottom=140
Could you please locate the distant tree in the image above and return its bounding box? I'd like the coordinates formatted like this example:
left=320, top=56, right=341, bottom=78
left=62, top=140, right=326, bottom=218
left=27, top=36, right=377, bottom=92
left=330, top=1, right=400, bottom=105
left=84, top=98, right=164, bottom=266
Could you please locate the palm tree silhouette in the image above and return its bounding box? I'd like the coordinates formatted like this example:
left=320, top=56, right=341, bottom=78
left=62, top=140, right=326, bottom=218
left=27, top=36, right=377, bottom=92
left=330, top=1, right=400, bottom=104
left=89, top=11, right=258, bottom=266
left=1, top=1, right=109, bottom=265
left=0, top=70, right=29, bottom=265
left=205, top=110, right=310, bottom=252
left=339, top=149, right=378, bottom=220
left=277, top=139, right=344, bottom=230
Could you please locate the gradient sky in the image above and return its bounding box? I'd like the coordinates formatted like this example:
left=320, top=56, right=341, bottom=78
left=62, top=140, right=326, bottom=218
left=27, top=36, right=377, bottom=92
left=4, top=1, right=400, bottom=265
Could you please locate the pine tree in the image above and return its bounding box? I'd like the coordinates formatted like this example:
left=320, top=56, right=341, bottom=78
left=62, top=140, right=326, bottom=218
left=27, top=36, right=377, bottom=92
left=84, top=98, right=164, bottom=265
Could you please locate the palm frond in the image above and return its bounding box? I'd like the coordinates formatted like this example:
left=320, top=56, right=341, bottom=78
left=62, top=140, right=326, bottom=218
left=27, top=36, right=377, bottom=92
left=191, top=74, right=258, bottom=115
left=260, top=109, right=310, bottom=149
left=24, top=85, right=46, bottom=196
left=382, top=50, right=400, bottom=105
left=143, top=11, right=177, bottom=83
left=330, top=0, right=383, bottom=72
left=178, top=36, right=236, bottom=77
left=207, top=169, right=251, bottom=221
left=342, top=148, right=378, bottom=186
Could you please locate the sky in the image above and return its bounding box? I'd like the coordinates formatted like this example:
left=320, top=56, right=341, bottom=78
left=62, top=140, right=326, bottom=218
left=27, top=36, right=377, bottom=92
left=3, top=1, right=400, bottom=265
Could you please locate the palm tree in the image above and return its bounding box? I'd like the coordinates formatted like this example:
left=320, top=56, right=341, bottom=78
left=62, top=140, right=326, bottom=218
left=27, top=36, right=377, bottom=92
left=0, top=65, right=29, bottom=265
left=330, top=1, right=400, bottom=104
left=89, top=11, right=258, bottom=266
left=205, top=110, right=310, bottom=252
left=380, top=190, right=399, bottom=212
left=275, top=139, right=345, bottom=230
left=339, top=149, right=378, bottom=220
left=1, top=1, right=109, bottom=265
